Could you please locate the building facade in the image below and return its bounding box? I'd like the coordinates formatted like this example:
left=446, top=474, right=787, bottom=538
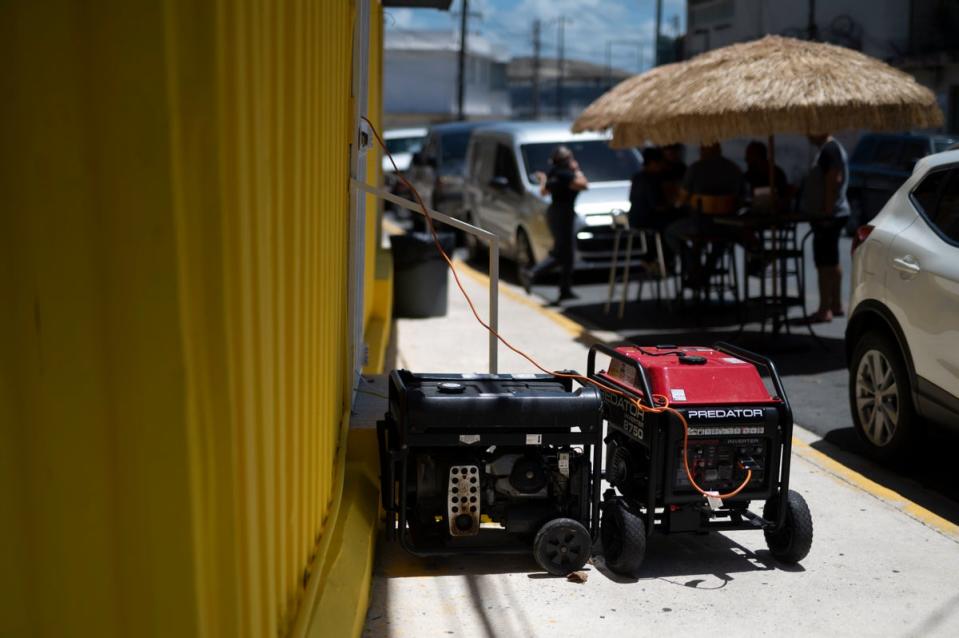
left=384, top=29, right=510, bottom=126
left=508, top=57, right=632, bottom=120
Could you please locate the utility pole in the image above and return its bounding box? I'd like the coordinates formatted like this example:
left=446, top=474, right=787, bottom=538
left=556, top=16, right=568, bottom=119
left=532, top=19, right=541, bottom=119
left=654, top=0, right=663, bottom=66
left=605, top=41, right=612, bottom=89
left=807, top=0, right=819, bottom=41
left=457, top=0, right=469, bottom=120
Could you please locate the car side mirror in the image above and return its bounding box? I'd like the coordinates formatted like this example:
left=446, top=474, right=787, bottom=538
left=489, top=175, right=510, bottom=189
left=411, top=152, right=424, bottom=166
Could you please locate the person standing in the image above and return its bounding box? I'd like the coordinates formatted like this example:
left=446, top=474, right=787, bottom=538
left=523, top=146, right=588, bottom=303
left=806, top=133, right=850, bottom=322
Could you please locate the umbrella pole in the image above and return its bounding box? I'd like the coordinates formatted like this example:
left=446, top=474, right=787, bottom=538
left=767, top=134, right=776, bottom=205
left=768, top=134, right=781, bottom=317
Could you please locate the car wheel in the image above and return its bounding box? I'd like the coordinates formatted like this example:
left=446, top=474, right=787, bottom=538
left=849, top=330, right=920, bottom=461
left=516, top=228, right=536, bottom=271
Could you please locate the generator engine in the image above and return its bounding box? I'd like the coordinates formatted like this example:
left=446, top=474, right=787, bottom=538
left=378, top=370, right=604, bottom=575
left=406, top=446, right=590, bottom=540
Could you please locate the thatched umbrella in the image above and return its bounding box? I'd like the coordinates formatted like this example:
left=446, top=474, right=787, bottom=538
left=573, top=35, right=943, bottom=195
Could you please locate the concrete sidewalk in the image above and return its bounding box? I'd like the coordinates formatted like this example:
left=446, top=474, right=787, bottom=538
left=366, top=262, right=959, bottom=638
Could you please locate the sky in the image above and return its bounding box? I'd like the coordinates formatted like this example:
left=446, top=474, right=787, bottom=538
left=386, top=0, right=687, bottom=73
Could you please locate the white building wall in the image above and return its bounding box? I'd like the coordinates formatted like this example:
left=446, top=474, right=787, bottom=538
left=384, top=31, right=511, bottom=122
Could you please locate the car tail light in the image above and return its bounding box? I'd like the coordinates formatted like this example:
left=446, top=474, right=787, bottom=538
left=851, top=225, right=874, bottom=255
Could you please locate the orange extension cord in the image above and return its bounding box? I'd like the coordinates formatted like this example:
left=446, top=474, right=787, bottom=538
left=362, top=116, right=751, bottom=501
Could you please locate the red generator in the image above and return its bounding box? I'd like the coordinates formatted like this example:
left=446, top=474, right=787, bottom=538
left=587, top=342, right=813, bottom=576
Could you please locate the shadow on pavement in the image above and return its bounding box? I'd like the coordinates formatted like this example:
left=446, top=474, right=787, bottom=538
left=810, top=427, right=959, bottom=526
left=592, top=531, right=802, bottom=586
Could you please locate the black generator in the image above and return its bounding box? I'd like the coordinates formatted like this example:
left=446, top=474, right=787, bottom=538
left=588, top=343, right=813, bottom=576
left=377, top=370, right=604, bottom=575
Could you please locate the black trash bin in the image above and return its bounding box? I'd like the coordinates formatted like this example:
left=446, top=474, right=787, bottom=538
left=391, top=232, right=455, bottom=318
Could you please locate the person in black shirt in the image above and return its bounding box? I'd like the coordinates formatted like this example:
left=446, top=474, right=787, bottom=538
left=744, top=141, right=788, bottom=204
left=523, top=146, right=588, bottom=302
left=629, top=147, right=668, bottom=230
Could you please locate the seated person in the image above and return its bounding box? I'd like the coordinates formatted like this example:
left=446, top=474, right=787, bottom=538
left=628, top=147, right=682, bottom=271
left=660, top=143, right=687, bottom=204
left=664, top=143, right=744, bottom=284
left=628, top=147, right=670, bottom=230
left=743, top=140, right=789, bottom=211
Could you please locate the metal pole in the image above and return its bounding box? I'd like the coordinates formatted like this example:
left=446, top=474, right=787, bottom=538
left=457, top=0, right=469, bottom=120
left=557, top=16, right=567, bottom=119
left=807, top=0, right=818, bottom=41
left=768, top=134, right=777, bottom=205
left=488, top=243, right=499, bottom=373
left=605, top=41, right=612, bottom=89
left=532, top=19, right=541, bottom=119
left=654, top=0, right=663, bottom=66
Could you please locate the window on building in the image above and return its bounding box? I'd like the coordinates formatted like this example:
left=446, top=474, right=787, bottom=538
left=490, top=62, right=507, bottom=90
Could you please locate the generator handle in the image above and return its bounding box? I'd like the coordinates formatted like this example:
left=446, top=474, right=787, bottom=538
left=713, top=341, right=793, bottom=424
left=587, top=343, right=655, bottom=407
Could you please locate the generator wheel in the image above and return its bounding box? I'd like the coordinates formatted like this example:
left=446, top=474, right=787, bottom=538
left=533, top=518, right=591, bottom=576
left=600, top=499, right=646, bottom=576
left=763, top=490, right=813, bottom=564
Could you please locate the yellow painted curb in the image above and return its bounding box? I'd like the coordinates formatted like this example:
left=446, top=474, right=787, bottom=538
left=791, top=437, right=959, bottom=539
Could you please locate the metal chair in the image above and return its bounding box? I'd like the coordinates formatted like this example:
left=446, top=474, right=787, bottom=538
left=605, top=211, right=671, bottom=319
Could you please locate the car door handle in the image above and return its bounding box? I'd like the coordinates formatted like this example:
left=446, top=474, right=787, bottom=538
left=892, top=255, right=921, bottom=277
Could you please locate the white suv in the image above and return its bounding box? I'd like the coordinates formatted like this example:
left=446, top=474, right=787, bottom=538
left=847, top=149, right=959, bottom=461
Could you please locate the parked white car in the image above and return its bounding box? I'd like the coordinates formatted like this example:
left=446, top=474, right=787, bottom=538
left=847, top=149, right=959, bottom=461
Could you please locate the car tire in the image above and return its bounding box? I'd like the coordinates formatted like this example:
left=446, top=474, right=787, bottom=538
left=849, top=330, right=921, bottom=462
left=532, top=517, right=592, bottom=576
left=762, top=490, right=813, bottom=564
left=600, top=499, right=646, bottom=576
left=516, top=228, right=536, bottom=271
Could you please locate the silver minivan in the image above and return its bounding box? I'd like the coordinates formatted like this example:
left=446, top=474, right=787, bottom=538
left=462, top=121, right=642, bottom=269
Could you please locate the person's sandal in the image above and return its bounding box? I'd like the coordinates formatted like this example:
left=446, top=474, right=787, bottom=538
left=807, top=309, right=833, bottom=323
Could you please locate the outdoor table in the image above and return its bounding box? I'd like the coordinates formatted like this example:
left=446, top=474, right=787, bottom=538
left=713, top=211, right=827, bottom=342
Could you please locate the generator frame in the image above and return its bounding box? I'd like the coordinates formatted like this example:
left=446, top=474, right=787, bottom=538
left=587, top=341, right=795, bottom=537
left=377, top=371, right=605, bottom=557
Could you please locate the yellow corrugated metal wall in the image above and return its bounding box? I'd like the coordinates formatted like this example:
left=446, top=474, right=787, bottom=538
left=0, top=1, right=383, bottom=637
